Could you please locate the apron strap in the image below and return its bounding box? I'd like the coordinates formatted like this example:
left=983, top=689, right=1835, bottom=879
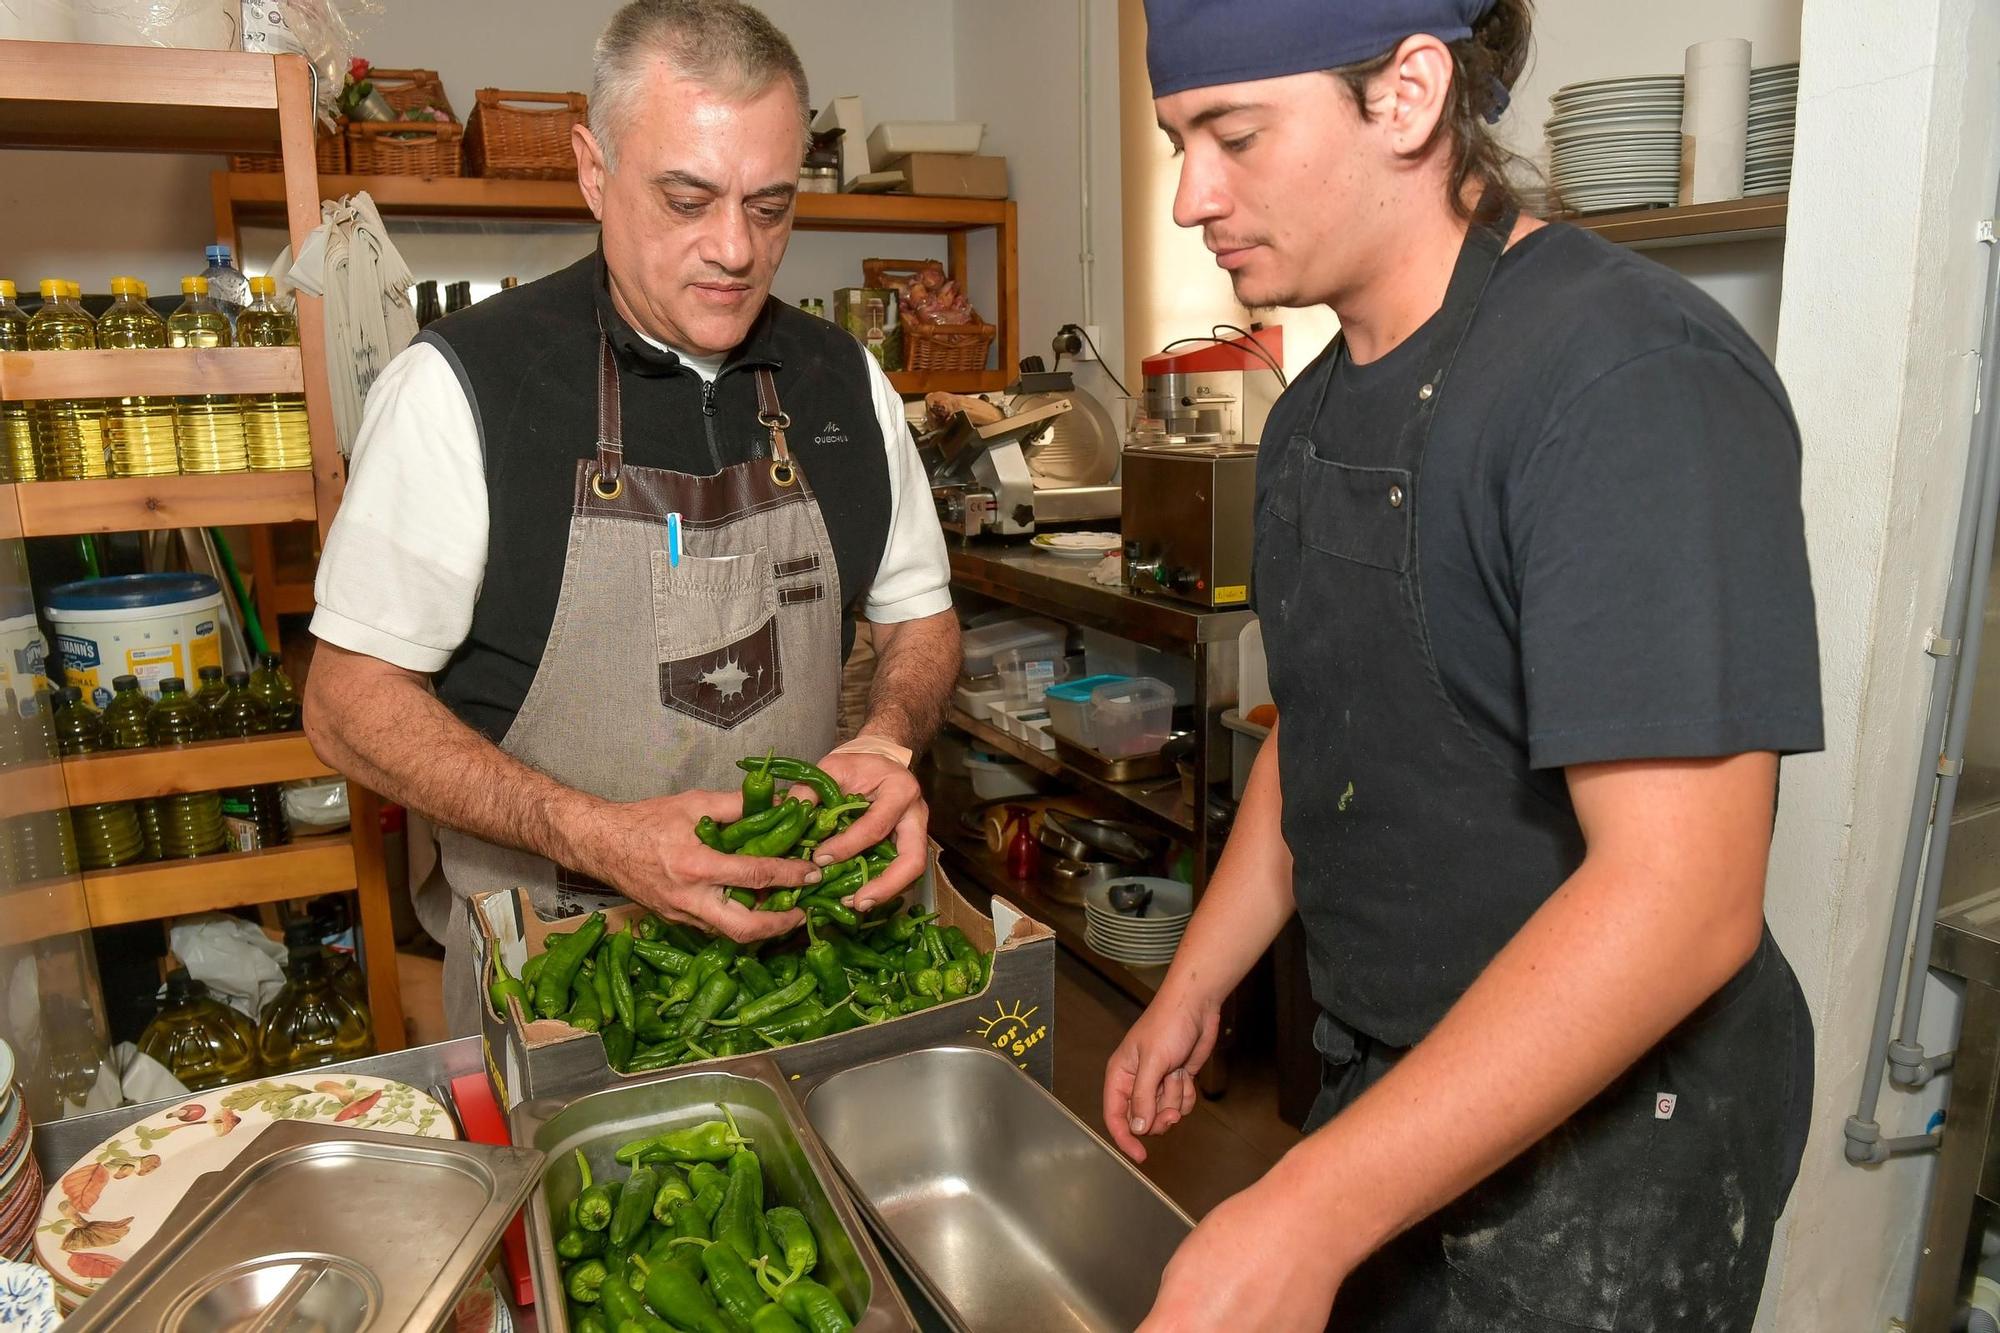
left=592, top=337, right=625, bottom=499
left=755, top=367, right=799, bottom=489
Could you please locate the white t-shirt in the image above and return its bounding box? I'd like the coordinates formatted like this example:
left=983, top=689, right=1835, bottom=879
left=311, top=329, right=952, bottom=675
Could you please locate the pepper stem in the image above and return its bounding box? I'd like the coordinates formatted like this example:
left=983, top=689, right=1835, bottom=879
left=719, top=1103, right=751, bottom=1147
left=754, top=1255, right=798, bottom=1301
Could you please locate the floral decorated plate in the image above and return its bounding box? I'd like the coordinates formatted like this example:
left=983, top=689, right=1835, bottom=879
left=0, top=1262, right=57, bottom=1333
left=35, top=1074, right=454, bottom=1295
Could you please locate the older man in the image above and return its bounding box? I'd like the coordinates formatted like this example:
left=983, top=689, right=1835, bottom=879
left=304, top=0, right=959, bottom=1034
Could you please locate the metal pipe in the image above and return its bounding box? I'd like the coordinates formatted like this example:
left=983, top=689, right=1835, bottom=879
left=1892, top=208, right=2000, bottom=1080
left=1846, top=187, right=2000, bottom=1163
left=1077, top=0, right=1095, bottom=328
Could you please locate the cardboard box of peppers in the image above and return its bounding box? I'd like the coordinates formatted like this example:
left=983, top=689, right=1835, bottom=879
left=489, top=753, right=997, bottom=1074
left=552, top=1107, right=855, bottom=1332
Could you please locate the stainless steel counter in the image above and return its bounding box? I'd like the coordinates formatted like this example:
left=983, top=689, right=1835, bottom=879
left=947, top=545, right=1253, bottom=653
left=1913, top=889, right=2000, bottom=1330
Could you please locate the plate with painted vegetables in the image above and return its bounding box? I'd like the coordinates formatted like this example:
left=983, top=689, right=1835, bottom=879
left=34, top=1074, right=453, bottom=1297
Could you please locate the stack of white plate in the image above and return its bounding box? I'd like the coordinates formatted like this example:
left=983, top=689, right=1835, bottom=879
left=1746, top=63, right=1798, bottom=196
left=1084, top=877, right=1192, bottom=967
left=1546, top=74, right=1684, bottom=214
left=0, top=1042, right=39, bottom=1267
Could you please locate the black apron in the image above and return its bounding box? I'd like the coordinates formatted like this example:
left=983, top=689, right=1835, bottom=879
left=1254, top=205, right=1814, bottom=1331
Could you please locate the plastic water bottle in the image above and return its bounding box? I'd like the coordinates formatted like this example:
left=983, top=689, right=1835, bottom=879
left=200, top=244, right=251, bottom=328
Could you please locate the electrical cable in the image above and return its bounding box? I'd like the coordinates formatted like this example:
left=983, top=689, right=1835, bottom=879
left=1211, top=323, right=1290, bottom=387
left=1060, top=323, right=1129, bottom=397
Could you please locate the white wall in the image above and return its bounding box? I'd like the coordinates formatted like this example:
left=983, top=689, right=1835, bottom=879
left=1757, top=0, right=2000, bottom=1324
left=951, top=0, right=1124, bottom=405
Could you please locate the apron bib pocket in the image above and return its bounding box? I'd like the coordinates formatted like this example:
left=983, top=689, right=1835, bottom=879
left=652, top=548, right=783, bottom=728
left=1297, top=445, right=1414, bottom=572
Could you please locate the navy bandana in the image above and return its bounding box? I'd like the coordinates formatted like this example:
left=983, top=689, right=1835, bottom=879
left=1145, top=0, right=1498, bottom=99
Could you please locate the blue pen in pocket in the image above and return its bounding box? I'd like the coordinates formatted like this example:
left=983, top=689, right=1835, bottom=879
left=668, top=511, right=682, bottom=568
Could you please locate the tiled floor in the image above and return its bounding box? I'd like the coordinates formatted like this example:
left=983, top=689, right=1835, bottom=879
left=394, top=945, right=1301, bottom=1219
left=1048, top=952, right=1300, bottom=1218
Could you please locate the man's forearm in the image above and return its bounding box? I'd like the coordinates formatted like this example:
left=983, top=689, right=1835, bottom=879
left=303, top=643, right=607, bottom=872
left=1160, top=718, right=1296, bottom=1008
left=1275, top=754, right=1774, bottom=1275
left=855, top=610, right=958, bottom=752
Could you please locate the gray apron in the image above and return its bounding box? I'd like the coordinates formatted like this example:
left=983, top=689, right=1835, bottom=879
left=431, top=336, right=842, bottom=1033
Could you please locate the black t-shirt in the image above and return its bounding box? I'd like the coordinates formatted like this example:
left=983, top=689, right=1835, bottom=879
left=1264, top=222, right=1822, bottom=780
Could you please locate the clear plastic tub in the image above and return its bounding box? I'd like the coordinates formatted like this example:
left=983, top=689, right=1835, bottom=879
left=1044, top=674, right=1129, bottom=749
left=962, top=616, right=1066, bottom=678
left=1089, top=677, right=1176, bottom=758
left=995, top=647, right=1069, bottom=707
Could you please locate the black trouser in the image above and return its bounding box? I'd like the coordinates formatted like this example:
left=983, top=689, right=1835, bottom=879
left=1308, top=931, right=1814, bottom=1332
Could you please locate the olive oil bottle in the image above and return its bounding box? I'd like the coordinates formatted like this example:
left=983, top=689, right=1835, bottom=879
left=167, top=275, right=247, bottom=474
left=0, top=279, right=29, bottom=483
left=28, top=277, right=106, bottom=480
left=236, top=276, right=311, bottom=471
left=97, top=276, right=180, bottom=478
left=148, top=676, right=225, bottom=858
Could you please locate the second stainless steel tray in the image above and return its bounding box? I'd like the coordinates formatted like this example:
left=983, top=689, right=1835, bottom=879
left=60, top=1121, right=542, bottom=1332
left=512, top=1052, right=914, bottom=1333
left=805, top=1045, right=1193, bottom=1333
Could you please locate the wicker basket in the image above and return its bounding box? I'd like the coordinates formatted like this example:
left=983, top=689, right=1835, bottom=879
left=903, top=319, right=997, bottom=373
left=466, top=89, right=587, bottom=179
left=368, top=67, right=454, bottom=120
left=346, top=119, right=465, bottom=177
left=862, top=259, right=993, bottom=372
left=230, top=119, right=347, bottom=174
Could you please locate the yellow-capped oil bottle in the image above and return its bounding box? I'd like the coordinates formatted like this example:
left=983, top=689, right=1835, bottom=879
left=27, top=277, right=106, bottom=480
left=0, top=280, right=29, bottom=482
left=50, top=685, right=146, bottom=870
left=258, top=919, right=372, bottom=1072
left=166, top=276, right=247, bottom=474
left=147, top=676, right=224, bottom=857
left=97, top=276, right=179, bottom=478
left=235, top=277, right=311, bottom=471
left=138, top=968, right=260, bottom=1091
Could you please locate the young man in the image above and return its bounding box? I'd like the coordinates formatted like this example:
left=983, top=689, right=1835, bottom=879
left=304, top=0, right=958, bottom=1034
left=1106, top=2, right=1821, bottom=1328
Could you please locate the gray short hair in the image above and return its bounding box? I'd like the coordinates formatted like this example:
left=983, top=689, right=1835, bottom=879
left=590, top=0, right=811, bottom=169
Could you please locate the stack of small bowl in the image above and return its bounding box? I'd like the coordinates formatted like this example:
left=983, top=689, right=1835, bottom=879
left=1084, top=877, right=1193, bottom=968
left=0, top=1041, right=41, bottom=1264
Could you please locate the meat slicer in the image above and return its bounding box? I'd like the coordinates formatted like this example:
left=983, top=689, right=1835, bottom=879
left=922, top=368, right=1123, bottom=539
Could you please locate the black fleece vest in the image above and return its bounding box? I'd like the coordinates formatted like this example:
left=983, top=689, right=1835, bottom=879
left=421, top=251, right=892, bottom=742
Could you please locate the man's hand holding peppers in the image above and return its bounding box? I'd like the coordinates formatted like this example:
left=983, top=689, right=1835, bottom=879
left=568, top=787, right=812, bottom=944
left=804, top=735, right=928, bottom=913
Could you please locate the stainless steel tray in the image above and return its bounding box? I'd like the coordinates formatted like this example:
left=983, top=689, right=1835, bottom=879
left=61, top=1120, right=542, bottom=1332
left=804, top=1045, right=1193, bottom=1333
left=1052, top=735, right=1175, bottom=783
left=512, top=1052, right=914, bottom=1333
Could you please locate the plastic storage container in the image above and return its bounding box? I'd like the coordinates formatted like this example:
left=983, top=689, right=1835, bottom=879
left=995, top=645, right=1069, bottom=707
left=1088, top=677, right=1176, bottom=758
left=1043, top=673, right=1129, bottom=749
left=1221, top=707, right=1272, bottom=800
left=962, top=616, right=1066, bottom=679
left=965, top=750, right=1040, bottom=800
left=1080, top=627, right=1198, bottom=706
left=45, top=572, right=223, bottom=705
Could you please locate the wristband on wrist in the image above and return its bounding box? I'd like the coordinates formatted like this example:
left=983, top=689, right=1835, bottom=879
left=830, top=735, right=914, bottom=768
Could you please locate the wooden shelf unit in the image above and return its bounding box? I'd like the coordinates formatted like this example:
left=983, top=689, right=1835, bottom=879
left=213, top=170, right=1021, bottom=396
left=0, top=40, right=283, bottom=154
left=81, top=835, right=359, bottom=927
left=0, top=39, right=404, bottom=1049
left=0, top=876, right=93, bottom=949
left=0, top=347, right=303, bottom=399
left=61, top=734, right=332, bottom=804
left=4, top=472, right=318, bottom=536
left=1564, top=194, right=1788, bottom=249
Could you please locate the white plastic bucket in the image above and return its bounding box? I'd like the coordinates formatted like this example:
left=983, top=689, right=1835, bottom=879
left=46, top=573, right=224, bottom=707
left=0, top=611, right=50, bottom=717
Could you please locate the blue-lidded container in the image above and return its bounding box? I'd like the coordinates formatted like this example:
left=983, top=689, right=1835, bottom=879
left=1043, top=673, right=1129, bottom=749
left=44, top=573, right=224, bottom=708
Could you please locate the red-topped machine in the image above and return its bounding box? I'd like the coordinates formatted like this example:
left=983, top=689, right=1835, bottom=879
left=1136, top=326, right=1284, bottom=445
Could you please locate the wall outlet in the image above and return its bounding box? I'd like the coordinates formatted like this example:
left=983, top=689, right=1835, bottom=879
left=1074, top=324, right=1103, bottom=361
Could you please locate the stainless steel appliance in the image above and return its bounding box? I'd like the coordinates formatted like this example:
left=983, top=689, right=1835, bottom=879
left=1135, top=328, right=1285, bottom=446
left=1121, top=441, right=1259, bottom=607
left=924, top=370, right=1122, bottom=539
